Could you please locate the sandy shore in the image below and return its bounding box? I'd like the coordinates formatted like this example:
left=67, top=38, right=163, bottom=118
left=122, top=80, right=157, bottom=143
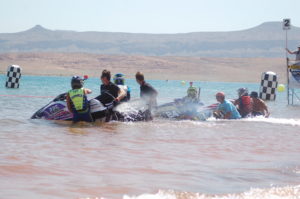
left=0, top=52, right=288, bottom=83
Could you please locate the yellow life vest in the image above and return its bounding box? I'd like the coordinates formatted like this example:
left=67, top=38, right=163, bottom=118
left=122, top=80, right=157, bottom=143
left=68, top=88, right=86, bottom=111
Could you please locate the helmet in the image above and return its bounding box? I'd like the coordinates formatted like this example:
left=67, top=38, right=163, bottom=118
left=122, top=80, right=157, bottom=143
left=250, top=91, right=258, bottom=98
left=113, top=73, right=125, bottom=85
left=237, top=88, right=248, bottom=97
left=71, top=76, right=84, bottom=89
left=187, top=87, right=197, bottom=98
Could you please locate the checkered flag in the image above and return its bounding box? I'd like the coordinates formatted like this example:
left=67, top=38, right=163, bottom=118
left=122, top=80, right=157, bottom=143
left=5, top=65, right=22, bottom=88
left=259, top=72, right=278, bottom=100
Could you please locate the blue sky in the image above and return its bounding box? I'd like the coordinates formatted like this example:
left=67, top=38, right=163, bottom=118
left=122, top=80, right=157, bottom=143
left=1, top=0, right=299, bottom=33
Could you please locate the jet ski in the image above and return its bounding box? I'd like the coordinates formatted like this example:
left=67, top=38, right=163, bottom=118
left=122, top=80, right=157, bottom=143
left=31, top=93, right=151, bottom=122
left=155, top=98, right=218, bottom=121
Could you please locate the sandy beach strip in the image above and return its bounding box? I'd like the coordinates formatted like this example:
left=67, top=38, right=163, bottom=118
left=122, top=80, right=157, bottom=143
left=0, top=52, right=287, bottom=83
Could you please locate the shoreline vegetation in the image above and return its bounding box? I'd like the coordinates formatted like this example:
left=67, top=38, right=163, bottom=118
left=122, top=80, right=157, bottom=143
left=0, top=52, right=287, bottom=83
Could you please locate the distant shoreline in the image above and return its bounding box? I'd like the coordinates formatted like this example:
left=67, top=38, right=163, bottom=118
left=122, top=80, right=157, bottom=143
left=0, top=52, right=287, bottom=83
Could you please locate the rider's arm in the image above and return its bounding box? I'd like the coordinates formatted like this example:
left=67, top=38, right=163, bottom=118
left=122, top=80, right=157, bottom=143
left=84, top=88, right=92, bottom=94
left=66, top=93, right=73, bottom=113
left=286, top=48, right=296, bottom=54
left=223, top=112, right=232, bottom=119
left=116, top=87, right=126, bottom=102
left=262, top=101, right=270, bottom=117
left=233, top=99, right=239, bottom=106
left=216, top=103, right=231, bottom=119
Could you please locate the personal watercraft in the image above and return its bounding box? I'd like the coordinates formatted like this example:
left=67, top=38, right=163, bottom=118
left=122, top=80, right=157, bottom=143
left=31, top=93, right=151, bottom=122
left=155, top=98, right=218, bottom=121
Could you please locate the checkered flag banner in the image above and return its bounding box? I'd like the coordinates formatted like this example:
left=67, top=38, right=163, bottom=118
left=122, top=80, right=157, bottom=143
left=5, top=65, right=22, bottom=88
left=259, top=71, right=278, bottom=101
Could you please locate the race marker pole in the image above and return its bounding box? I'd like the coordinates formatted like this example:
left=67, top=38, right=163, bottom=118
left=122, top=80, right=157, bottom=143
left=197, top=87, right=201, bottom=101
left=287, top=28, right=290, bottom=105
left=283, top=18, right=291, bottom=105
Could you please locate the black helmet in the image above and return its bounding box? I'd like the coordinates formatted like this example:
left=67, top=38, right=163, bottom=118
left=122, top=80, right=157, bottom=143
left=113, top=73, right=125, bottom=85
left=250, top=91, right=258, bottom=98
left=237, top=88, right=248, bottom=97
left=71, top=76, right=84, bottom=89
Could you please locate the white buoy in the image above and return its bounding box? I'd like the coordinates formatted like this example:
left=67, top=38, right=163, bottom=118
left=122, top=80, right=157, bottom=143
left=5, top=65, right=22, bottom=88
left=259, top=71, right=278, bottom=100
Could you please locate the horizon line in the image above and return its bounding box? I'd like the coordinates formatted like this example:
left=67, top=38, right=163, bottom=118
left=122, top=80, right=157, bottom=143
left=2, top=21, right=300, bottom=35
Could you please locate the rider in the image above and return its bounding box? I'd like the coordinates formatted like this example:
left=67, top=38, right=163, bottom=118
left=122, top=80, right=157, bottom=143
left=177, top=81, right=201, bottom=119
left=66, top=76, right=93, bottom=123
left=214, top=92, right=241, bottom=119
left=286, top=45, right=300, bottom=61
left=135, top=71, right=158, bottom=109
left=113, top=73, right=131, bottom=102
left=96, top=69, right=126, bottom=105
left=234, top=88, right=252, bottom=118
left=250, top=91, right=270, bottom=117
left=135, top=71, right=158, bottom=121
left=184, top=81, right=198, bottom=103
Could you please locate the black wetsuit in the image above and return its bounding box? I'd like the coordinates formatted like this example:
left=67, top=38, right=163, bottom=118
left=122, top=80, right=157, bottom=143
left=140, top=82, right=157, bottom=98
left=140, top=82, right=158, bottom=110
left=96, top=82, right=120, bottom=105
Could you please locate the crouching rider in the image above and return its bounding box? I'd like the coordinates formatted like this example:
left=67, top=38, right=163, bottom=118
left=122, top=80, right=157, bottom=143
left=214, top=92, right=241, bottom=119
left=66, top=76, right=93, bottom=123
left=250, top=91, right=270, bottom=117
left=234, top=88, right=252, bottom=118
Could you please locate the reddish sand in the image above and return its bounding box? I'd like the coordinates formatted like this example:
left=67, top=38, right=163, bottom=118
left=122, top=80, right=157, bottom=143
left=0, top=52, right=288, bottom=83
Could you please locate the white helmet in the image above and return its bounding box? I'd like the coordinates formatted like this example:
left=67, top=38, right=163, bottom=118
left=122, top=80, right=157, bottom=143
left=237, top=88, right=248, bottom=97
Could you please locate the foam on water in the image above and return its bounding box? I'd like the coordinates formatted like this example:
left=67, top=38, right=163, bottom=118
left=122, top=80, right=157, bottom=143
left=123, top=186, right=300, bottom=199
left=79, top=185, right=300, bottom=199
left=243, top=117, right=300, bottom=126
left=206, top=117, right=300, bottom=126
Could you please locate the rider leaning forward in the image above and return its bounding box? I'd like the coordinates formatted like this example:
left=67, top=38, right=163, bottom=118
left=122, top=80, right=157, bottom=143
left=66, top=76, right=93, bottom=123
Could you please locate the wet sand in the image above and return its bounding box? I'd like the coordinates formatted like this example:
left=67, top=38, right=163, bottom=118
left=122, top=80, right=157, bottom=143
left=0, top=52, right=287, bottom=83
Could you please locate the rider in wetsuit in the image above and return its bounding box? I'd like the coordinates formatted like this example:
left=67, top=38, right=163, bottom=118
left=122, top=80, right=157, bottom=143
left=135, top=71, right=158, bottom=109
left=135, top=71, right=158, bottom=120
left=96, top=70, right=126, bottom=105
